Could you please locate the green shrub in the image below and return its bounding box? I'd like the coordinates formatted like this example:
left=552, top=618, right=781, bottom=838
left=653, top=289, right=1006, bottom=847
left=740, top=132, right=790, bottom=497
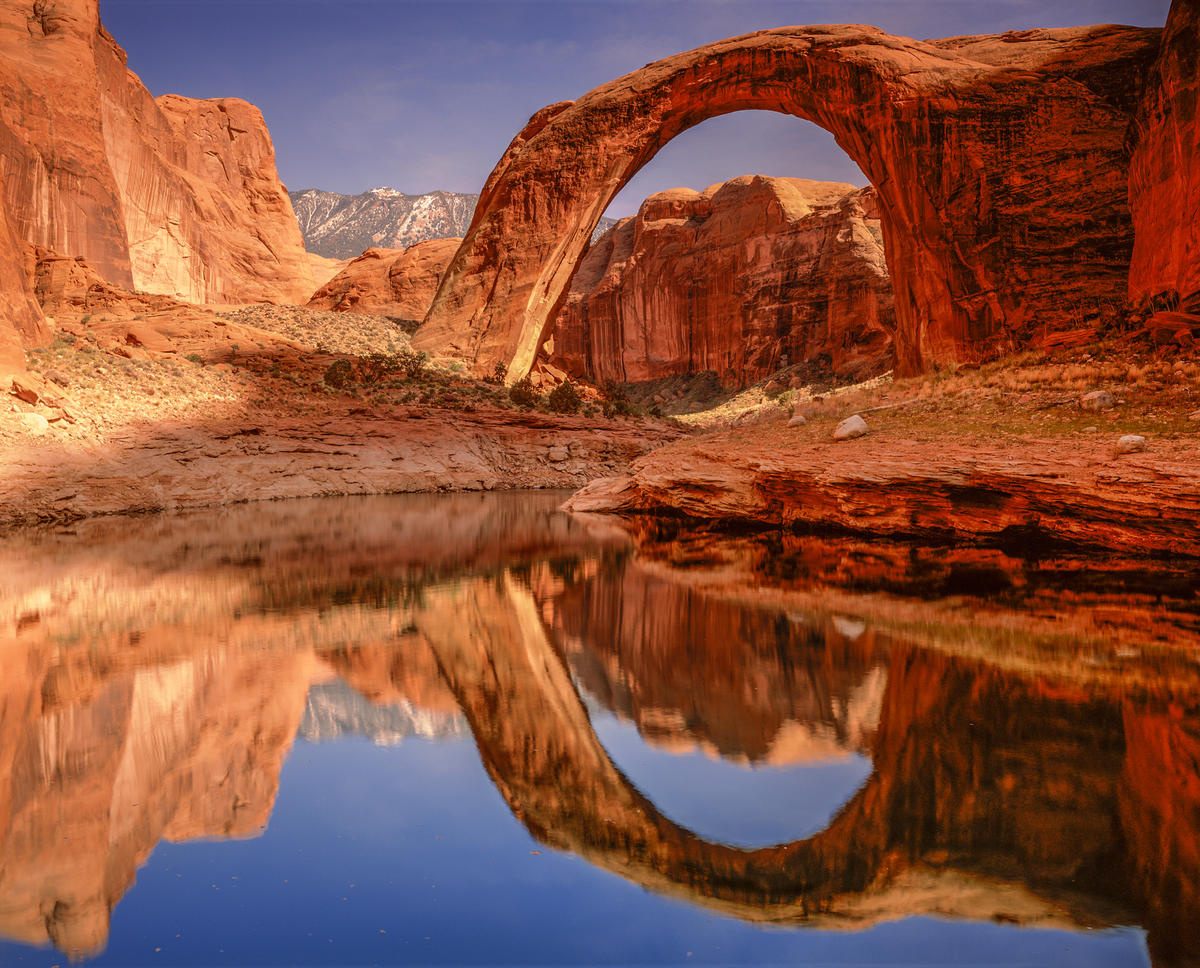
left=357, top=352, right=400, bottom=386
left=486, top=361, right=508, bottom=385
left=323, top=358, right=355, bottom=390
left=397, top=348, right=428, bottom=380
left=185, top=352, right=204, bottom=365
left=547, top=379, right=583, bottom=414
left=508, top=375, right=539, bottom=408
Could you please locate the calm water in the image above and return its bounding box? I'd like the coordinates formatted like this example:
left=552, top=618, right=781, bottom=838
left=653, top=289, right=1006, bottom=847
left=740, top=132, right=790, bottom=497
left=0, top=491, right=1197, bottom=968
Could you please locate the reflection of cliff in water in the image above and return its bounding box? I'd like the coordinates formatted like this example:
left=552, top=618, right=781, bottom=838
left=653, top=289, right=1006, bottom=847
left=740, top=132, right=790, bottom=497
left=0, top=493, right=1197, bottom=965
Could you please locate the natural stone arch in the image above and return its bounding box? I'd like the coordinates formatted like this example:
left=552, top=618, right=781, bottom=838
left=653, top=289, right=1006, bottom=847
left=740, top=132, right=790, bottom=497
left=414, top=23, right=1160, bottom=379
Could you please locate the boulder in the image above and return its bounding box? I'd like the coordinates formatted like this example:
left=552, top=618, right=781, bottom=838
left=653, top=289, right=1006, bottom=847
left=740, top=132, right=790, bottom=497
left=833, top=415, right=869, bottom=441
left=1116, top=434, right=1148, bottom=454
left=1081, top=390, right=1117, bottom=411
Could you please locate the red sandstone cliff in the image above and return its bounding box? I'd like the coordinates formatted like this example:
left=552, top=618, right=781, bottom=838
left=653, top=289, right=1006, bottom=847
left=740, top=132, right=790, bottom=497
left=307, top=238, right=462, bottom=323
left=0, top=0, right=314, bottom=367
left=552, top=177, right=893, bottom=386
left=1129, top=0, right=1200, bottom=317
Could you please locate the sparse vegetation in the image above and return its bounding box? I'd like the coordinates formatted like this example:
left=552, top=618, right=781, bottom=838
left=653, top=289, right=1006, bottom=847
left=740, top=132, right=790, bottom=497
left=508, top=376, right=539, bottom=408
left=547, top=379, right=583, bottom=414
left=323, top=358, right=355, bottom=390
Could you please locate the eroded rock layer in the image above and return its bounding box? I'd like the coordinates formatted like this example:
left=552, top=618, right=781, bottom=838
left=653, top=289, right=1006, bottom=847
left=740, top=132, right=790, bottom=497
left=0, top=0, right=314, bottom=326
left=414, top=24, right=1160, bottom=380
left=307, top=238, right=462, bottom=324
left=552, top=177, right=892, bottom=386
left=1129, top=0, right=1200, bottom=315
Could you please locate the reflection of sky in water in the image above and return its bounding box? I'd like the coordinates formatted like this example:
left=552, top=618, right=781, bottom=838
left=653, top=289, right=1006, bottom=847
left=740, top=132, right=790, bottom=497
left=0, top=721, right=1150, bottom=968
left=589, top=708, right=875, bottom=847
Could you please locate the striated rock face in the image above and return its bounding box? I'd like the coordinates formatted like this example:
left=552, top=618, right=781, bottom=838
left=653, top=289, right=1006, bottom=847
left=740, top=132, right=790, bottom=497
left=415, top=24, right=1160, bottom=380
left=0, top=191, right=46, bottom=373
left=307, top=238, right=461, bottom=323
left=552, top=177, right=892, bottom=386
left=1129, top=0, right=1200, bottom=315
left=0, top=0, right=313, bottom=336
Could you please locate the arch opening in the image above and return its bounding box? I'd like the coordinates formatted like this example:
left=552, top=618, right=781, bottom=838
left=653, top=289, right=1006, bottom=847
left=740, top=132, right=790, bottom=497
left=550, top=109, right=893, bottom=390
left=412, top=23, right=1157, bottom=382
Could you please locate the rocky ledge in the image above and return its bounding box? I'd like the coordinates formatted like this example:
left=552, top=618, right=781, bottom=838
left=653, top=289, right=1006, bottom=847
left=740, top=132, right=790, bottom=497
left=565, top=435, right=1200, bottom=557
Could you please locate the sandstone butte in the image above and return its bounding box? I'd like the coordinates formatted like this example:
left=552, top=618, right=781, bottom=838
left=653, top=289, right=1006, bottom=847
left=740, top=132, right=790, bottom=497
left=0, top=0, right=314, bottom=372
left=307, top=238, right=464, bottom=324
left=413, top=21, right=1164, bottom=381
left=551, top=176, right=893, bottom=386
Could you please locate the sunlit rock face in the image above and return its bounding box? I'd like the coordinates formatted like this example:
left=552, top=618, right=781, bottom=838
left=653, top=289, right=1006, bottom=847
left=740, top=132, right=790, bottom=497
left=306, top=238, right=462, bottom=324
left=1129, top=0, right=1200, bottom=316
left=414, top=24, right=1160, bottom=380
left=552, top=178, right=893, bottom=387
left=0, top=0, right=314, bottom=351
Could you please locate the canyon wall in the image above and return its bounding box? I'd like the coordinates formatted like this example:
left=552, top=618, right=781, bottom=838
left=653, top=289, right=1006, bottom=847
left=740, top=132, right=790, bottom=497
left=0, top=0, right=314, bottom=367
left=307, top=238, right=462, bottom=323
left=552, top=177, right=892, bottom=386
left=414, top=24, right=1161, bottom=380
left=1129, top=0, right=1200, bottom=316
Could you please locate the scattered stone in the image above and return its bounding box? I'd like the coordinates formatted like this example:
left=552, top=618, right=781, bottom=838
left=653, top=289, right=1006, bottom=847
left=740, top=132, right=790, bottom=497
left=788, top=376, right=804, bottom=390
left=1189, top=410, right=1200, bottom=421
left=1115, top=434, right=1147, bottom=454
left=567, top=441, right=588, bottom=458
left=1083, top=425, right=1098, bottom=433
left=788, top=414, right=808, bottom=427
left=764, top=379, right=785, bottom=397
left=46, top=369, right=70, bottom=388
left=833, top=414, right=868, bottom=441
left=1081, top=389, right=1116, bottom=411
left=16, top=412, right=51, bottom=435
left=547, top=446, right=570, bottom=462
left=10, top=375, right=44, bottom=405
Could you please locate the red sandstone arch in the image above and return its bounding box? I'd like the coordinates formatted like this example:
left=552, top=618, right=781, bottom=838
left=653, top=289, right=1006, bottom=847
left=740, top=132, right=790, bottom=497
left=413, top=23, right=1160, bottom=380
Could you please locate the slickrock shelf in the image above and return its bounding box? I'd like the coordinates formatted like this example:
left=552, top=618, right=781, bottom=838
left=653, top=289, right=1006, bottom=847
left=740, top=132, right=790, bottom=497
left=565, top=433, right=1200, bottom=557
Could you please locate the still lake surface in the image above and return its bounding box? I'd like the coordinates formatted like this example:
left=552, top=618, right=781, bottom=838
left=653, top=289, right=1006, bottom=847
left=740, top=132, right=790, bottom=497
left=0, top=491, right=1197, bottom=968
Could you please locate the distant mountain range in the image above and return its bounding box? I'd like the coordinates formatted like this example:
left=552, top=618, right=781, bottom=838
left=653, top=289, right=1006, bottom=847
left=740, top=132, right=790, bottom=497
left=299, top=679, right=467, bottom=746
left=290, top=187, right=616, bottom=260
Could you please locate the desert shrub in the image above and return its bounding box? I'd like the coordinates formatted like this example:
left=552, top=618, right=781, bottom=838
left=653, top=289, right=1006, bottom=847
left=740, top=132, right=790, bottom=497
left=397, top=348, right=428, bottom=380
left=486, top=361, right=508, bottom=385
left=547, top=379, right=583, bottom=414
left=323, top=358, right=355, bottom=390
left=357, top=352, right=400, bottom=386
left=509, top=376, right=539, bottom=408
left=185, top=352, right=204, bottom=365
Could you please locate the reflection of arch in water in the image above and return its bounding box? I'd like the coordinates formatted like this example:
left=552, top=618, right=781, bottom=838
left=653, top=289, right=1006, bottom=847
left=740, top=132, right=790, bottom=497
left=413, top=571, right=1135, bottom=930
left=413, top=25, right=1159, bottom=378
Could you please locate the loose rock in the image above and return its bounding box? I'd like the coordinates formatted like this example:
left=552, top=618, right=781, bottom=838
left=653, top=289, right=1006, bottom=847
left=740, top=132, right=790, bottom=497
left=788, top=414, right=808, bottom=427
left=1116, top=434, right=1147, bottom=454
left=833, top=414, right=868, bottom=441
left=547, top=446, right=570, bottom=462
left=1081, top=390, right=1116, bottom=411
left=16, top=412, right=51, bottom=436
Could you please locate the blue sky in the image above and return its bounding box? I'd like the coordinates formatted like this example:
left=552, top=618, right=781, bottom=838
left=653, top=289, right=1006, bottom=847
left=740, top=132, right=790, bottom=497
left=99, top=0, right=1171, bottom=217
